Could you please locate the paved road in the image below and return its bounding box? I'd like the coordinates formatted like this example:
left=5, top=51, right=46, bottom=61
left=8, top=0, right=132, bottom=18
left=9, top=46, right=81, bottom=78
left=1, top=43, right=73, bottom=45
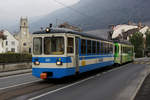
left=28, top=61, right=150, bottom=100
left=0, top=58, right=149, bottom=100
left=0, top=73, right=41, bottom=90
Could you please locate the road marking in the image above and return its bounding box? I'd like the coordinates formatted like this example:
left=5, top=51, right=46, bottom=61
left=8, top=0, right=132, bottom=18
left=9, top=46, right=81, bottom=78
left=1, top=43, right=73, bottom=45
left=96, top=74, right=101, bottom=77
left=0, top=73, right=32, bottom=80
left=133, top=61, right=150, bottom=65
left=0, top=80, right=40, bottom=91
left=146, top=62, right=150, bottom=65
left=133, top=62, right=138, bottom=64
left=29, top=64, right=131, bottom=100
left=141, top=62, right=145, bottom=64
left=29, top=76, right=96, bottom=100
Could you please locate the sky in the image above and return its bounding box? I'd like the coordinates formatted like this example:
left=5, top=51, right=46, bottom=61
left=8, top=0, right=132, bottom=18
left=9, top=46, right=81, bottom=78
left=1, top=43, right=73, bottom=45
left=0, top=0, right=80, bottom=29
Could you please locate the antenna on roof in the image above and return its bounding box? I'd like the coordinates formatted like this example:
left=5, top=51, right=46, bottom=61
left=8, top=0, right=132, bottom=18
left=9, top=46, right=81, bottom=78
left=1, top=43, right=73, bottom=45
left=49, top=24, right=52, bottom=28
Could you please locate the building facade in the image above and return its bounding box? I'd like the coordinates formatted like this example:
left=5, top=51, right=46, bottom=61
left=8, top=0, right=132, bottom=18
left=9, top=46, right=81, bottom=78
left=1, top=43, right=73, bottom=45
left=0, top=30, right=19, bottom=53
left=111, top=23, right=149, bottom=40
left=14, top=17, right=32, bottom=53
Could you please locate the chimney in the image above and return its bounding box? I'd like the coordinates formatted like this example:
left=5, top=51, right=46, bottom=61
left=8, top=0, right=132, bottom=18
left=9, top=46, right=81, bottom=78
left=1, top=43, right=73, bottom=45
left=138, top=22, right=142, bottom=29
left=109, top=25, right=115, bottom=30
left=128, top=21, right=132, bottom=25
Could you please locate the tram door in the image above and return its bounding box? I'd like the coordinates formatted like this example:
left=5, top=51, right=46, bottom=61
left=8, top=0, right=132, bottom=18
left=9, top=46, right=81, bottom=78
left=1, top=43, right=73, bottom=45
left=75, top=37, right=79, bottom=74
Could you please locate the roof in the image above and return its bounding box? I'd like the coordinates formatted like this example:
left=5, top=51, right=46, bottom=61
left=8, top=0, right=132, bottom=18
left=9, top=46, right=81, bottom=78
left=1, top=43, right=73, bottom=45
left=112, top=24, right=138, bottom=38
left=33, top=28, right=112, bottom=42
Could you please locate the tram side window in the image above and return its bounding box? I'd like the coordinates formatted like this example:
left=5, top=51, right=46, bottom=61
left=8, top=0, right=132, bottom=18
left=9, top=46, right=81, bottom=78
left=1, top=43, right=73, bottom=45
left=100, top=42, right=104, bottom=54
left=92, top=41, right=96, bottom=54
left=81, top=39, right=86, bottom=54
left=105, top=43, right=108, bottom=54
left=97, top=42, right=100, bottom=54
left=103, top=43, right=106, bottom=54
left=67, top=37, right=74, bottom=53
left=109, top=44, right=113, bottom=54
left=87, top=40, right=92, bottom=54
left=115, top=45, right=118, bottom=54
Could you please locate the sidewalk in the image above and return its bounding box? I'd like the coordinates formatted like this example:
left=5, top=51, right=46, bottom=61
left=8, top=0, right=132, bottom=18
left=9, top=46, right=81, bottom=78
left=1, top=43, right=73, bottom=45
left=134, top=65, right=150, bottom=100
left=0, top=69, right=32, bottom=77
left=134, top=73, right=150, bottom=100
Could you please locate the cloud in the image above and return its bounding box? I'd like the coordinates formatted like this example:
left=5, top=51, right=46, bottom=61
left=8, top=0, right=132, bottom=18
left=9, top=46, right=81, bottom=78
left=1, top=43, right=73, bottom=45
left=0, top=0, right=79, bottom=17
left=0, top=0, right=79, bottom=30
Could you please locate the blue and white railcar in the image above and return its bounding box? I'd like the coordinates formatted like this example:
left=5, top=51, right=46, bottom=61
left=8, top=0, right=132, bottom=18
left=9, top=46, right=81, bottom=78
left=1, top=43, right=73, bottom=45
left=32, top=27, right=114, bottom=79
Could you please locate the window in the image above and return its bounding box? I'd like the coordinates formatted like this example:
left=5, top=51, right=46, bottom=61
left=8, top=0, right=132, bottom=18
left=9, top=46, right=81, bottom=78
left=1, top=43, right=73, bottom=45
left=44, top=37, right=64, bottom=55
left=87, top=40, right=91, bottom=54
left=97, top=42, right=100, bottom=54
left=6, top=48, right=8, bottom=52
left=6, top=41, right=8, bottom=46
left=11, top=48, right=15, bottom=52
left=92, top=41, right=96, bottom=54
left=29, top=48, right=31, bottom=53
left=44, top=37, right=51, bottom=54
left=11, top=41, right=15, bottom=45
left=100, top=42, right=104, bottom=54
left=115, top=45, right=118, bottom=54
left=109, top=44, right=113, bottom=54
left=67, top=37, right=74, bottom=53
left=105, top=43, right=109, bottom=54
left=103, top=42, right=106, bottom=54
left=24, top=22, right=26, bottom=26
left=81, top=39, right=86, bottom=54
left=33, top=37, right=42, bottom=55
left=104, top=43, right=106, bottom=54
left=23, top=43, right=27, bottom=46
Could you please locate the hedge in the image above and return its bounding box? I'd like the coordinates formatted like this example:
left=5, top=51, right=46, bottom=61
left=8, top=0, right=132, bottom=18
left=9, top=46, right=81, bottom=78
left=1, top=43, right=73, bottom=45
left=0, top=53, right=32, bottom=63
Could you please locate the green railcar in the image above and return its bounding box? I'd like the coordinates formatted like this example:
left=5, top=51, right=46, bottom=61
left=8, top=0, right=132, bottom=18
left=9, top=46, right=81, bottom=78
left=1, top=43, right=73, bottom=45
left=114, top=42, right=134, bottom=64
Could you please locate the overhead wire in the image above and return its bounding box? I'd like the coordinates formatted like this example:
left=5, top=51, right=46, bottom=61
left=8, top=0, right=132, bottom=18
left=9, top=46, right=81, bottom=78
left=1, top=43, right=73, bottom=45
left=52, top=0, right=99, bottom=28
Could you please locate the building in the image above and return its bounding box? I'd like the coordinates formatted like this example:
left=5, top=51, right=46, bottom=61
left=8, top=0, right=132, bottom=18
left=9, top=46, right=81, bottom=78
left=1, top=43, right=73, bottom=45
left=14, top=17, right=32, bottom=53
left=0, top=30, right=19, bottom=53
left=111, top=23, right=149, bottom=40
left=0, top=30, right=6, bottom=53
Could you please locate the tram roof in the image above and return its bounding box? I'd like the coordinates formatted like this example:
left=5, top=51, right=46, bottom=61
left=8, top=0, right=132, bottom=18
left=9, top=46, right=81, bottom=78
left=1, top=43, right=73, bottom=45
left=33, top=28, right=112, bottom=42
left=113, top=40, right=132, bottom=45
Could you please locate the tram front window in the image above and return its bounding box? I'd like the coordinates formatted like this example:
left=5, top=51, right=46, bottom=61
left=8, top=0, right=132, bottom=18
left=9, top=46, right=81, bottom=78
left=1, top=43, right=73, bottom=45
left=33, top=37, right=42, bottom=55
left=44, top=37, right=64, bottom=55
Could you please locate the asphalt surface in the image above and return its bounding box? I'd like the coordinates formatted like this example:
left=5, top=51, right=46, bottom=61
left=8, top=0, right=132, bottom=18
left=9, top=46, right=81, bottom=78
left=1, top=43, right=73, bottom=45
left=0, top=72, right=41, bottom=90
left=0, top=69, right=32, bottom=77
left=28, top=61, right=150, bottom=100
left=0, top=58, right=149, bottom=100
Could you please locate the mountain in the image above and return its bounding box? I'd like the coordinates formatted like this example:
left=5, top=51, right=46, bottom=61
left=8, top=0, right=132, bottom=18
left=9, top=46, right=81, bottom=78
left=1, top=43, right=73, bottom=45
left=30, top=0, right=150, bottom=32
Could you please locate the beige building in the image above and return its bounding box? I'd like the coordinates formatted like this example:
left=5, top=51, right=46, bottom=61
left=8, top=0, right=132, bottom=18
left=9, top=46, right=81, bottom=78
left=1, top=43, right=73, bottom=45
left=14, top=17, right=32, bottom=53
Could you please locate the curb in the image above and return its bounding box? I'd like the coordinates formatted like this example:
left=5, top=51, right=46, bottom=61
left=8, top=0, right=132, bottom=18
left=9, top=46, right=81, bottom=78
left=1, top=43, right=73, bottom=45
left=131, top=65, right=150, bottom=100
left=0, top=69, right=32, bottom=78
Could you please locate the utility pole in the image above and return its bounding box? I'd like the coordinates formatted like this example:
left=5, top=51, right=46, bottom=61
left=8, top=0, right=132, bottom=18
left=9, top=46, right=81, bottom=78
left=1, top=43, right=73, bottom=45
left=56, top=18, right=58, bottom=28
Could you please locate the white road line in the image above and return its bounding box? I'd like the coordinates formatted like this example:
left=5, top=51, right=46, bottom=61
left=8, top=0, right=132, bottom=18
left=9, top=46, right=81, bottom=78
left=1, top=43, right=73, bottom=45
left=29, top=76, right=95, bottom=100
left=0, top=73, right=32, bottom=80
left=29, top=64, right=129, bottom=100
left=29, top=63, right=133, bottom=100
left=0, top=80, right=40, bottom=91
left=107, top=65, right=127, bottom=73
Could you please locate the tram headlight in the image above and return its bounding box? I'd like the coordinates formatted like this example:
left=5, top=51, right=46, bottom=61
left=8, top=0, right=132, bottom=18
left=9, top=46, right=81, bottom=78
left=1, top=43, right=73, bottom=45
left=45, top=27, right=50, bottom=33
left=56, top=61, right=62, bottom=65
left=34, top=61, right=40, bottom=65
